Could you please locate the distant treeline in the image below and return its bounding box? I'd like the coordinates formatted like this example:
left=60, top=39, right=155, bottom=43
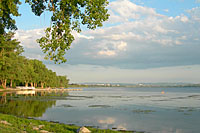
left=0, top=32, right=69, bottom=89
left=69, top=83, right=200, bottom=88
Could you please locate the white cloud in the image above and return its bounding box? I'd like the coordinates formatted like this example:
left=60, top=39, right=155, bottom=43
left=25, top=53, right=45, bottom=60
left=77, top=33, right=94, bottom=40
left=93, top=40, right=127, bottom=57
left=109, top=0, right=160, bottom=20
left=14, top=29, right=46, bottom=61
left=153, top=25, right=170, bottom=34
left=115, top=41, right=127, bottom=51
left=98, top=50, right=116, bottom=56
left=163, top=9, right=169, bottom=12
left=15, top=29, right=45, bottom=49
left=70, top=2, right=200, bottom=69
left=196, top=0, right=200, bottom=3
left=105, top=32, right=143, bottom=41
left=180, top=15, right=189, bottom=22
left=15, top=0, right=200, bottom=75
left=107, top=0, right=163, bottom=24
left=175, top=40, right=181, bottom=45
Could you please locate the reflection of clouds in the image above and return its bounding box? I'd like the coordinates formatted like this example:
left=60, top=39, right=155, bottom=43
left=117, top=124, right=127, bottom=130
left=175, top=129, right=184, bottom=133
left=160, top=128, right=184, bottom=133
left=98, top=117, right=115, bottom=124
left=97, top=117, right=128, bottom=130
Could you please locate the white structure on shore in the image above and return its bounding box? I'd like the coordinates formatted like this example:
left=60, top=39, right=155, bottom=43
left=16, top=86, right=35, bottom=90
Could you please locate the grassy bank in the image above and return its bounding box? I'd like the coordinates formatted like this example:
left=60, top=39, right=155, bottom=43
left=0, top=113, right=135, bottom=133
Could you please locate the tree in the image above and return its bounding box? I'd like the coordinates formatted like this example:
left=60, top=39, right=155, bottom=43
left=0, top=32, right=23, bottom=88
left=0, top=0, right=21, bottom=34
left=30, top=59, right=46, bottom=87
left=0, top=32, right=70, bottom=89
left=57, top=75, right=69, bottom=88
left=0, top=0, right=109, bottom=63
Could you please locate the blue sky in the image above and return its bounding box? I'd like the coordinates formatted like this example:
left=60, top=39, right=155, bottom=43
left=16, top=0, right=200, bottom=29
left=14, top=0, right=200, bottom=83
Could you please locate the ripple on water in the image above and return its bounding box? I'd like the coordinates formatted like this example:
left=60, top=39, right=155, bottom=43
left=88, top=105, right=112, bottom=108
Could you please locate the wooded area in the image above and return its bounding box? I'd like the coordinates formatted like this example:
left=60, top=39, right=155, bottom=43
left=0, top=32, right=69, bottom=89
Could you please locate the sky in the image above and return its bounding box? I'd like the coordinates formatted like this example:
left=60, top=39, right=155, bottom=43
left=14, top=0, right=200, bottom=83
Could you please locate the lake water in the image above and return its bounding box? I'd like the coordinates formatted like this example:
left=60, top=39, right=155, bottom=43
left=0, top=87, right=200, bottom=133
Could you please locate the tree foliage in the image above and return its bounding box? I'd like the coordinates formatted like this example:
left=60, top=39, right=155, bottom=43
left=0, top=0, right=21, bottom=34
left=0, top=0, right=109, bottom=63
left=0, top=33, right=69, bottom=89
left=0, top=32, right=23, bottom=88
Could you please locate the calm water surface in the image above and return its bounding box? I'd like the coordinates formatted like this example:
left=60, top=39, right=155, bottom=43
left=0, top=87, right=200, bottom=133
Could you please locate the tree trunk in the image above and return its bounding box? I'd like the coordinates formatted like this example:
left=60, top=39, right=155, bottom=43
left=41, top=82, right=44, bottom=89
left=4, top=79, right=7, bottom=88
left=31, top=82, right=33, bottom=87
left=25, top=82, right=28, bottom=87
left=2, top=79, right=7, bottom=89
left=34, top=82, right=36, bottom=87
left=10, top=79, right=12, bottom=88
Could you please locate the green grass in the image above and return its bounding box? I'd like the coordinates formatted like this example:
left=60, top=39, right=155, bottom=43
left=0, top=113, right=137, bottom=133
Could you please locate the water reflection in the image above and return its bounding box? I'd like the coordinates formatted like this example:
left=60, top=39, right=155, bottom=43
left=0, top=87, right=200, bottom=133
left=98, top=117, right=115, bottom=125
left=16, top=90, right=36, bottom=95
left=0, top=91, right=68, bottom=117
left=96, top=117, right=127, bottom=131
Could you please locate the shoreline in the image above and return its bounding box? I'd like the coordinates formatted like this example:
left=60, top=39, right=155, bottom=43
left=0, top=88, right=83, bottom=92
left=0, top=113, right=135, bottom=133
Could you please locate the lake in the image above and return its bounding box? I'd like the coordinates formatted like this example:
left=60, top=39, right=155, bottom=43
left=0, top=87, right=200, bottom=133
